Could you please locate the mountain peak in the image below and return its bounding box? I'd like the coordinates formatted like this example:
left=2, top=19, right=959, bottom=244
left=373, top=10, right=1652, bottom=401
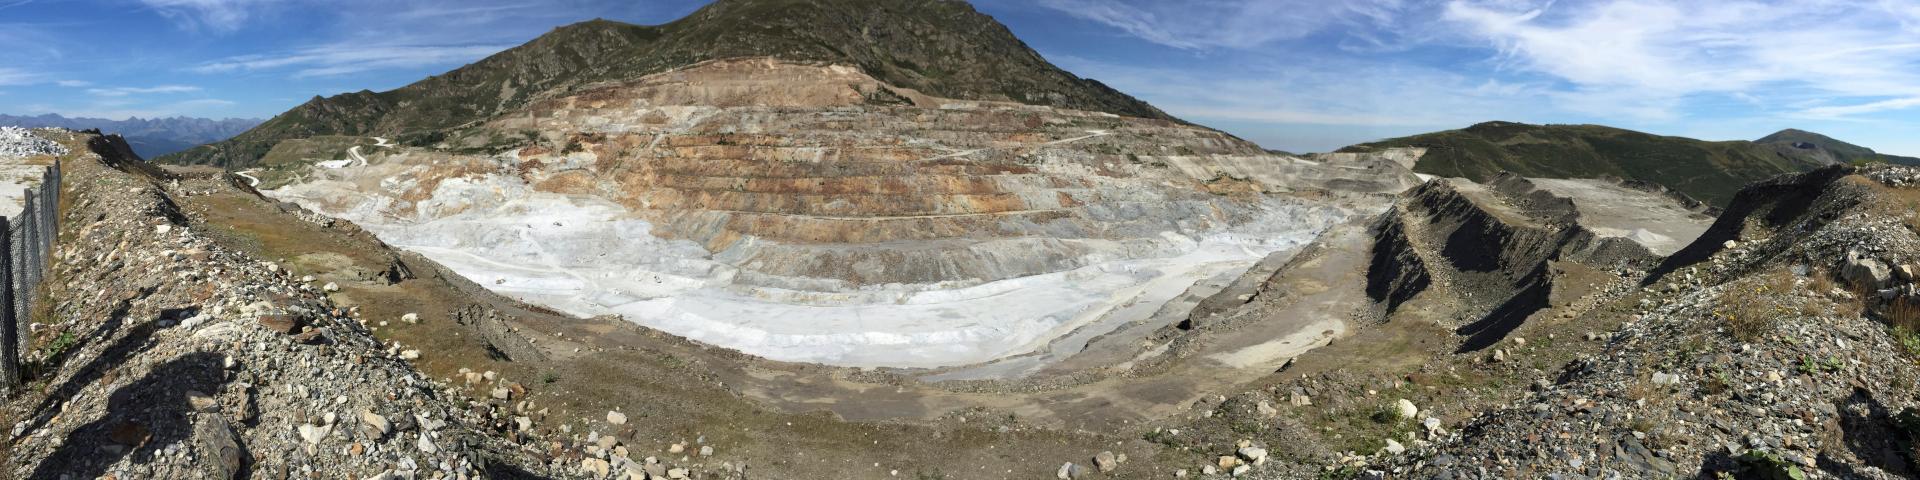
left=162, top=0, right=1173, bottom=168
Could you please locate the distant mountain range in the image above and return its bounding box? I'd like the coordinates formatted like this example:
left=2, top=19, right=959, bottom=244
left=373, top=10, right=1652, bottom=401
left=0, top=113, right=261, bottom=159
left=1342, top=121, right=1920, bottom=206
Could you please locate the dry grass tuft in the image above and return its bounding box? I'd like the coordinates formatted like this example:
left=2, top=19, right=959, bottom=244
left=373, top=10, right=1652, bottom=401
left=1716, top=273, right=1795, bottom=342
left=1890, top=297, right=1920, bottom=332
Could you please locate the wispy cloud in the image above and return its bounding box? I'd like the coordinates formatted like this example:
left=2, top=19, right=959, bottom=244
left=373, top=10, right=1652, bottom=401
left=55, top=80, right=90, bottom=87
left=190, top=43, right=510, bottom=78
left=1802, top=97, right=1920, bottom=119
left=138, top=0, right=272, bottom=33
left=1442, top=0, right=1920, bottom=120
left=0, top=68, right=43, bottom=86
left=1037, top=0, right=1421, bottom=50
left=86, top=84, right=202, bottom=96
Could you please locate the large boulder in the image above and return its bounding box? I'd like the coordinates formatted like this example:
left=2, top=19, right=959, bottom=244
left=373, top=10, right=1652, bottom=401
left=1844, top=250, right=1893, bottom=291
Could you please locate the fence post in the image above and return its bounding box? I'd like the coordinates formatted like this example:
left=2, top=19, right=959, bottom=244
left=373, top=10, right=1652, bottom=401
left=0, top=216, right=15, bottom=392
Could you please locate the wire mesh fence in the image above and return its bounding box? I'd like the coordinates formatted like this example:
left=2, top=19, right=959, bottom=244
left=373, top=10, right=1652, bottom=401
left=1, top=159, right=61, bottom=391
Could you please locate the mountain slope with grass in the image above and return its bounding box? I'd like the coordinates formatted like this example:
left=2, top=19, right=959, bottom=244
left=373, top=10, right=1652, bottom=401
left=1341, top=121, right=1907, bottom=206
left=1756, top=128, right=1920, bottom=167
left=158, top=0, right=1173, bottom=169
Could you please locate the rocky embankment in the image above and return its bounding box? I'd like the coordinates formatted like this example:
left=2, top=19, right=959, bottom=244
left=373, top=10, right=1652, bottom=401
left=1365, top=165, right=1920, bottom=478
left=1364, top=175, right=1672, bottom=349
left=0, top=131, right=727, bottom=479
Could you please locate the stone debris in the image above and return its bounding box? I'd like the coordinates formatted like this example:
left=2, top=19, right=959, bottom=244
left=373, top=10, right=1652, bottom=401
left=1393, top=399, right=1418, bottom=420
left=0, top=130, right=729, bottom=479
left=0, top=126, right=66, bottom=158
left=1092, top=450, right=1118, bottom=472
left=1356, top=165, right=1920, bottom=479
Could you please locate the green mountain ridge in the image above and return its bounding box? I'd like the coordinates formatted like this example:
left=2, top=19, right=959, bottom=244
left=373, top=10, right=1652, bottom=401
left=1340, top=121, right=1908, bottom=206
left=160, top=0, right=1174, bottom=168
left=1753, top=128, right=1920, bottom=167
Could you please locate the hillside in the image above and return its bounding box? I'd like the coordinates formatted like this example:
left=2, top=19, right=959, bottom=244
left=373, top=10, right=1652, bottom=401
left=1341, top=121, right=1895, bottom=206
left=1756, top=128, right=1920, bottom=166
left=158, top=0, right=1173, bottom=168
left=0, top=113, right=259, bottom=158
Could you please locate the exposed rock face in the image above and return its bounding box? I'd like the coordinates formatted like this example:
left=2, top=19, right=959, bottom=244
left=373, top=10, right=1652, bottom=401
left=270, top=58, right=1421, bottom=368
left=161, top=0, right=1181, bottom=168
left=1363, top=174, right=1709, bottom=349
left=1370, top=164, right=1920, bottom=478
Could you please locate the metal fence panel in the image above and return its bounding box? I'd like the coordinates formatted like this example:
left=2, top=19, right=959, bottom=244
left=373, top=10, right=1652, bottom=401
left=1, top=161, right=60, bottom=393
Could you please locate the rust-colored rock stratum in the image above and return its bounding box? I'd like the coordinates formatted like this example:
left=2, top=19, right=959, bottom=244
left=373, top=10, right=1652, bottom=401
left=268, top=58, right=1422, bottom=368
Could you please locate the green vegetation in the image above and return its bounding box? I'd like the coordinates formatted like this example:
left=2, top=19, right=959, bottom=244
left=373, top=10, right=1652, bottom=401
left=1755, top=128, right=1920, bottom=166
left=1342, top=121, right=1890, bottom=206
left=1896, top=326, right=1920, bottom=363
left=40, top=331, right=76, bottom=359
left=158, top=0, right=1173, bottom=169
left=1724, top=450, right=1807, bottom=480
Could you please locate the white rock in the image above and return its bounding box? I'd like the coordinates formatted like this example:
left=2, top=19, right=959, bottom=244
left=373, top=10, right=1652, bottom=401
left=297, top=424, right=331, bottom=445
left=361, top=411, right=390, bottom=437
left=416, top=435, right=438, bottom=454
left=1384, top=438, right=1406, bottom=455
left=1237, top=446, right=1267, bottom=465
left=1651, top=372, right=1680, bottom=385
left=401, top=312, right=420, bottom=324
left=399, top=350, right=420, bottom=360
left=322, top=282, right=339, bottom=292
left=1394, top=399, right=1418, bottom=420
left=607, top=410, right=627, bottom=425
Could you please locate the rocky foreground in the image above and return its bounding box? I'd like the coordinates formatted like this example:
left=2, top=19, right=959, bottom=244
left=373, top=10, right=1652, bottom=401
left=1368, top=165, right=1920, bottom=479
left=0, top=132, right=734, bottom=479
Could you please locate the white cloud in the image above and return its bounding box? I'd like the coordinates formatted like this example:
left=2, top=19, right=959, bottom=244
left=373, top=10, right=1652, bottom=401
left=190, top=43, right=510, bottom=78
left=1441, top=0, right=1920, bottom=119
left=55, top=80, right=90, bottom=87
left=86, top=85, right=202, bottom=97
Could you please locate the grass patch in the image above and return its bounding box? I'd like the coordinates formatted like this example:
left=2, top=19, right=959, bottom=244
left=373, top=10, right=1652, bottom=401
left=1318, top=402, right=1420, bottom=455
left=1715, top=271, right=1801, bottom=342
left=40, top=331, right=76, bottom=359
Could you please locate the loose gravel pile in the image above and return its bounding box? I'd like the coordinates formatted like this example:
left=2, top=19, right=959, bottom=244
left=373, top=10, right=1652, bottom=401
left=0, top=126, right=67, bottom=159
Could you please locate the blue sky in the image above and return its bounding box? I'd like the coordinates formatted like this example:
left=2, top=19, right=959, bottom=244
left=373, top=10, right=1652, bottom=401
left=3, top=0, right=1919, bottom=155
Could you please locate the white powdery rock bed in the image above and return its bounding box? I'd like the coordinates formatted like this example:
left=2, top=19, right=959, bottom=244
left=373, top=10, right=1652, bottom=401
left=0, top=127, right=66, bottom=158
left=275, top=171, right=1356, bottom=369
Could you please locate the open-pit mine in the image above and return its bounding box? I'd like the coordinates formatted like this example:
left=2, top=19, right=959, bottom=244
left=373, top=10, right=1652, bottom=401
left=270, top=58, right=1422, bottom=372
